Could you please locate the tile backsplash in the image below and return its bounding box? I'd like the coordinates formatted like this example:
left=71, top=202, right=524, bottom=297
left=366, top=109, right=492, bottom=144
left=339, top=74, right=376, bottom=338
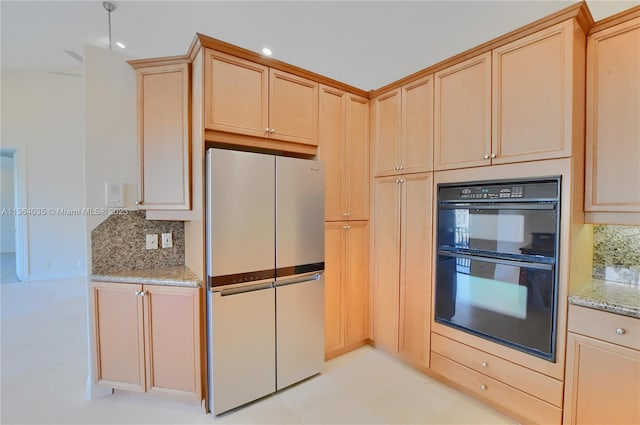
left=593, top=224, right=640, bottom=284
left=91, top=211, right=185, bottom=274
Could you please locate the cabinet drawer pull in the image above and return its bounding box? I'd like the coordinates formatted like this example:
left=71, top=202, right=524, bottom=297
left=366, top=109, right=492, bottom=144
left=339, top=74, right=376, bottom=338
left=480, top=384, right=487, bottom=391
left=616, top=328, right=626, bottom=335
left=483, top=154, right=489, bottom=160
left=270, top=128, right=276, bottom=134
left=399, top=165, right=404, bottom=170
left=481, top=362, right=488, bottom=368
left=265, top=128, right=270, bottom=133
left=490, top=153, right=496, bottom=159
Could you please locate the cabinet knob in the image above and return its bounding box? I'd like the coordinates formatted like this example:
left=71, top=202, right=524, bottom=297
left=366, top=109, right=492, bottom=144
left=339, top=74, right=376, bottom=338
left=265, top=128, right=270, bottom=133
left=481, top=362, right=488, bottom=368
left=480, top=384, right=487, bottom=391
left=616, top=328, right=626, bottom=335
left=270, top=128, right=276, bottom=134
left=400, top=179, right=405, bottom=184
left=395, top=166, right=399, bottom=171
left=345, top=212, right=350, bottom=217
left=490, top=153, right=496, bottom=159
left=399, top=165, right=404, bottom=170
left=395, top=179, right=400, bottom=184
left=483, top=154, right=490, bottom=160
left=135, top=200, right=143, bottom=205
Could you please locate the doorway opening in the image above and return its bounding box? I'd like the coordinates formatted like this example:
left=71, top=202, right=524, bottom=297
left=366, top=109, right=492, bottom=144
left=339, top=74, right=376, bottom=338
left=1, top=148, right=27, bottom=283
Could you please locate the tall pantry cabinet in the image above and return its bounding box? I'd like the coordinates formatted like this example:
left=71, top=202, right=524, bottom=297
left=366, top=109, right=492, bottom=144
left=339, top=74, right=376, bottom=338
left=319, top=85, right=370, bottom=359
left=370, top=77, right=434, bottom=370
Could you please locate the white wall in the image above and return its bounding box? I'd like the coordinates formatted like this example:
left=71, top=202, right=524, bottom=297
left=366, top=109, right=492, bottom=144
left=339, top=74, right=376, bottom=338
left=1, top=68, right=86, bottom=280
left=83, top=46, right=137, bottom=269
left=1, top=156, right=16, bottom=253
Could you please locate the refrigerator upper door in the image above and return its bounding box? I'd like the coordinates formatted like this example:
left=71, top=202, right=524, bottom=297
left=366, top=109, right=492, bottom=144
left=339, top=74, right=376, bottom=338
left=275, top=156, right=325, bottom=272
left=207, top=149, right=275, bottom=280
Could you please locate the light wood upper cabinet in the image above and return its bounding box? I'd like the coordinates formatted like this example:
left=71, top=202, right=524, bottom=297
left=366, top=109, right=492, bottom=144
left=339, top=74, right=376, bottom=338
left=91, top=281, right=202, bottom=401
left=136, top=63, right=191, bottom=210
left=564, top=305, right=640, bottom=425
left=402, top=76, right=434, bottom=174
left=204, top=50, right=269, bottom=138
left=204, top=49, right=318, bottom=146
left=492, top=20, right=576, bottom=164
left=585, top=16, right=640, bottom=220
left=434, top=20, right=584, bottom=171
left=372, top=173, right=433, bottom=368
left=372, top=89, right=402, bottom=177
left=269, top=69, right=319, bottom=145
left=324, top=221, right=369, bottom=359
left=434, top=53, right=492, bottom=171
left=319, top=85, right=369, bottom=221
left=372, top=76, right=433, bottom=177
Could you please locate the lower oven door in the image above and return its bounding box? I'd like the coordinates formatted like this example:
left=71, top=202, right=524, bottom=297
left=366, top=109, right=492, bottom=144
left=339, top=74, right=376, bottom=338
left=435, top=251, right=556, bottom=360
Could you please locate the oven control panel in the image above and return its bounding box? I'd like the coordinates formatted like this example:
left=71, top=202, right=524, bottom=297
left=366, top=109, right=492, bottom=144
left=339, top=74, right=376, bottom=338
left=439, top=179, right=560, bottom=203
left=459, top=186, right=524, bottom=199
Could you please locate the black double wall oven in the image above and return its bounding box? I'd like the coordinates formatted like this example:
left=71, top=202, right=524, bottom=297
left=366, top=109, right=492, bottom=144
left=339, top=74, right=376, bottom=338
left=434, top=177, right=561, bottom=361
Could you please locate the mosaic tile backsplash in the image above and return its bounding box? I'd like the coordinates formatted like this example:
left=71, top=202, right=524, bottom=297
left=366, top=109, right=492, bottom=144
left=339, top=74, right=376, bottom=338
left=91, top=211, right=185, bottom=274
left=593, top=224, right=640, bottom=284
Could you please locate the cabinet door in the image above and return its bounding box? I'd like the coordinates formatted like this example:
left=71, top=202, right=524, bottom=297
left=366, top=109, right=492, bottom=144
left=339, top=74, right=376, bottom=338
left=344, top=221, right=369, bottom=346
left=319, top=86, right=346, bottom=221
left=402, top=76, right=434, bottom=174
left=91, top=281, right=145, bottom=392
left=492, top=20, right=575, bottom=164
left=269, top=69, right=319, bottom=145
left=204, top=50, right=269, bottom=138
left=324, top=222, right=345, bottom=355
left=398, top=173, right=432, bottom=368
left=144, top=285, right=201, bottom=399
left=564, top=333, right=640, bottom=425
left=346, top=94, right=370, bottom=220
left=372, top=176, right=401, bottom=353
left=434, top=53, right=491, bottom=170
left=137, top=63, right=191, bottom=210
left=372, top=89, right=402, bottom=177
left=585, top=17, right=640, bottom=214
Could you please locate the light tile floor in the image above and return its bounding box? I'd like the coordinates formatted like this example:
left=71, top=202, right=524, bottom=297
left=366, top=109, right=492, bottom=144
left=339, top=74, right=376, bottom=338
left=1, top=253, right=19, bottom=284
left=1, top=277, right=517, bottom=424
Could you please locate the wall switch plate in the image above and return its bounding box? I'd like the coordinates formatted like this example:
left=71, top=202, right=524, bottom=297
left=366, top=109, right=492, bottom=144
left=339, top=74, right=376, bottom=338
left=105, top=182, right=124, bottom=207
left=161, top=232, right=173, bottom=248
left=146, top=234, right=158, bottom=250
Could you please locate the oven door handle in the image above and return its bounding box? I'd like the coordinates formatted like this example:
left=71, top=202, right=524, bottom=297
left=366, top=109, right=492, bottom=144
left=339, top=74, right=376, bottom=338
left=438, top=203, right=556, bottom=210
left=439, top=250, right=554, bottom=271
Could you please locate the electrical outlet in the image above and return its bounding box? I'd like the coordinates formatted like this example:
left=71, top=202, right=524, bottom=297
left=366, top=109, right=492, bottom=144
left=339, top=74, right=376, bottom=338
left=146, top=234, right=158, bottom=250
left=161, top=232, right=173, bottom=248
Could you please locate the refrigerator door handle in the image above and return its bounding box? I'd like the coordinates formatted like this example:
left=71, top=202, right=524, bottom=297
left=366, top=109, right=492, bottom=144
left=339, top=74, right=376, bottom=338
left=220, top=281, right=274, bottom=296
left=275, top=272, right=322, bottom=288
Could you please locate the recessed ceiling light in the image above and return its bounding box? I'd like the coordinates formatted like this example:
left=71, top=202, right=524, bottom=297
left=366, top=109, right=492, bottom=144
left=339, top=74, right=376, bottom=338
left=262, top=48, right=272, bottom=56
left=116, top=41, right=126, bottom=49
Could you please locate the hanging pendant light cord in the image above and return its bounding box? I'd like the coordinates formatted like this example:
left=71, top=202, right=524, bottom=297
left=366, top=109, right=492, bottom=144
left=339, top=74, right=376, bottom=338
left=103, top=2, right=116, bottom=51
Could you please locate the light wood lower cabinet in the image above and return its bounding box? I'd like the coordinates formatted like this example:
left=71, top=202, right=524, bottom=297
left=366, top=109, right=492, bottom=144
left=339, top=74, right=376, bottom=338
left=372, top=173, right=432, bottom=369
left=324, top=221, right=369, bottom=359
left=91, top=281, right=202, bottom=401
left=564, top=305, right=640, bottom=425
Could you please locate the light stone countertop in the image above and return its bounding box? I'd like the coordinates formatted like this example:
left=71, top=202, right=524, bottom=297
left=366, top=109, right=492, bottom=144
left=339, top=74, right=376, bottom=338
left=569, top=279, right=640, bottom=319
left=91, top=265, right=202, bottom=288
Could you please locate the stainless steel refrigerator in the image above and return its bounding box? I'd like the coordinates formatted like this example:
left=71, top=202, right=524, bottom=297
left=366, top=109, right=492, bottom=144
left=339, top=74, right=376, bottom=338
left=205, top=148, right=325, bottom=415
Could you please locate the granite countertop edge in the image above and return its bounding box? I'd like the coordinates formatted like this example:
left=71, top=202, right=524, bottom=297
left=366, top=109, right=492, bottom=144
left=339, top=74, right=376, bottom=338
left=91, top=266, right=202, bottom=288
left=569, top=278, right=640, bottom=319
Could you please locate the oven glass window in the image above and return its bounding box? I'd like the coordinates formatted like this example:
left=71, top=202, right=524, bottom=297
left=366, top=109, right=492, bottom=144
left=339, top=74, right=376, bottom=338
left=439, top=207, right=557, bottom=258
left=435, top=254, right=554, bottom=357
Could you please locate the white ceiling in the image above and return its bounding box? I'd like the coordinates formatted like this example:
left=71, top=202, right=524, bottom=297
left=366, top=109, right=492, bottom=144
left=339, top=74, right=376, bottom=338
left=1, top=0, right=638, bottom=90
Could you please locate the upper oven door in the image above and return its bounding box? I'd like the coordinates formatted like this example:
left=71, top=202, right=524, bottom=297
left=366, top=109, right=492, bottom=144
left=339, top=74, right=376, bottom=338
left=437, top=202, right=558, bottom=259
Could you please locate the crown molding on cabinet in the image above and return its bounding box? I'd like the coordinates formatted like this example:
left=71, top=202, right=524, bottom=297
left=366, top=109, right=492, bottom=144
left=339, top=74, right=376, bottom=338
left=369, top=1, right=594, bottom=98
left=128, top=55, right=191, bottom=69
left=589, top=5, right=640, bottom=34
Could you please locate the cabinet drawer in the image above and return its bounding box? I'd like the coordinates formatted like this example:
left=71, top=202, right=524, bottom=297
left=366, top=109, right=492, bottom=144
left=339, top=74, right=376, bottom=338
left=431, top=332, right=563, bottom=407
left=432, top=353, right=562, bottom=425
left=568, top=305, right=640, bottom=350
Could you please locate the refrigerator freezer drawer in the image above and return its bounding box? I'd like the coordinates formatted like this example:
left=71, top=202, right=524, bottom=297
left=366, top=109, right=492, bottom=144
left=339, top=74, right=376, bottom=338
left=276, top=274, right=325, bottom=390
left=209, top=286, right=276, bottom=415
